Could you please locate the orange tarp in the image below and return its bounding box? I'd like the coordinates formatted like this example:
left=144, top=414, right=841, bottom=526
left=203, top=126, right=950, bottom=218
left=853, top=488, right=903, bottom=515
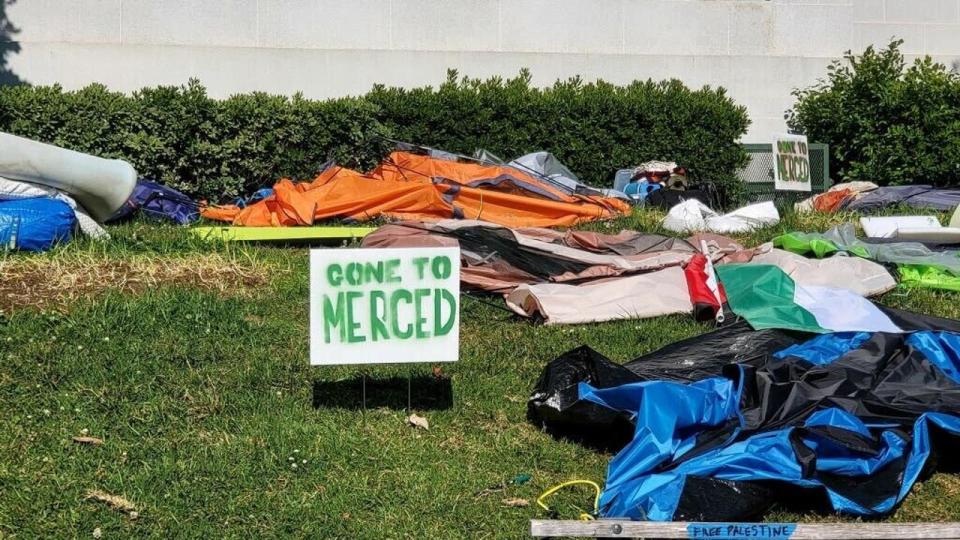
left=812, top=189, right=855, bottom=213
left=373, top=151, right=576, bottom=201
left=201, top=153, right=629, bottom=229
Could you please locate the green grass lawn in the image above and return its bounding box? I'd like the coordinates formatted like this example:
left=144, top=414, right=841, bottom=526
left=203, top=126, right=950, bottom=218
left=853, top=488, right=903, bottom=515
left=3, top=209, right=960, bottom=538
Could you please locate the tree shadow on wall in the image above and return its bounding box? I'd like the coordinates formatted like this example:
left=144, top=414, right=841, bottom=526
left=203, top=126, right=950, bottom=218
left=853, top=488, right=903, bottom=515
left=0, top=0, right=23, bottom=86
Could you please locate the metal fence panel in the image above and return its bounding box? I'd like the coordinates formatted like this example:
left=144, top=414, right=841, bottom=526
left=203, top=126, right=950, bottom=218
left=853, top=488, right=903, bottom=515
left=738, top=143, right=830, bottom=206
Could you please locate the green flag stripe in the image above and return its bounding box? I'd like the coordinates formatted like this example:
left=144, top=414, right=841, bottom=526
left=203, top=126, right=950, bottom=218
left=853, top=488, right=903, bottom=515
left=716, top=264, right=828, bottom=333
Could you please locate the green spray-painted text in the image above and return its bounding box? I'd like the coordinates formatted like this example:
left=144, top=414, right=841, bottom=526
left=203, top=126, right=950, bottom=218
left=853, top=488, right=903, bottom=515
left=322, top=288, right=457, bottom=344
left=320, top=255, right=457, bottom=344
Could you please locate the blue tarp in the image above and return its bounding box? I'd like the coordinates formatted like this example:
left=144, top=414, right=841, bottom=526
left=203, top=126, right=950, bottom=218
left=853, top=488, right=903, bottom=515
left=109, top=180, right=198, bottom=225
left=530, top=320, right=960, bottom=521
left=0, top=197, right=76, bottom=251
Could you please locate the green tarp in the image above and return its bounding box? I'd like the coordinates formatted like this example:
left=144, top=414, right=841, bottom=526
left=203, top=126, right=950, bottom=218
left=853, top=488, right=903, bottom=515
left=774, top=224, right=960, bottom=292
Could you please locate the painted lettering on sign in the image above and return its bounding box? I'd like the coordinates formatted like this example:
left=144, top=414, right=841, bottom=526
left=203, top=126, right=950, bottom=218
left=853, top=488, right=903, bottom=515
left=773, top=134, right=812, bottom=192
left=687, top=523, right=796, bottom=540
left=310, top=247, right=460, bottom=365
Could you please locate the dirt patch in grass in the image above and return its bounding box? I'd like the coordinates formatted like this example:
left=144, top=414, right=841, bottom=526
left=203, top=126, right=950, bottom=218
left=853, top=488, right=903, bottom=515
left=0, top=253, right=271, bottom=313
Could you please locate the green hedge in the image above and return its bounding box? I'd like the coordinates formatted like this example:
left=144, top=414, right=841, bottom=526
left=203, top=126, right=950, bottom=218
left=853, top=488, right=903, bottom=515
left=0, top=81, right=387, bottom=201
left=0, top=71, right=750, bottom=203
left=789, top=41, right=960, bottom=187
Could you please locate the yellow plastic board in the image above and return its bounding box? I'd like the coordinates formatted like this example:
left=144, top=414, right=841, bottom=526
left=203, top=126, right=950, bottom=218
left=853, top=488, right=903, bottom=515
left=191, top=226, right=375, bottom=242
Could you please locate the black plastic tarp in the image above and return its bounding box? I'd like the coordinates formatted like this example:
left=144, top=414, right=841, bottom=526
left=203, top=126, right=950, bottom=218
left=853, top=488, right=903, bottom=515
left=528, top=307, right=960, bottom=521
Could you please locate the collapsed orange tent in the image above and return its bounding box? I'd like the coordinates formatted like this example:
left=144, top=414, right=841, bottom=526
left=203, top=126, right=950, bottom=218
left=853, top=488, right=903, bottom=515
left=373, top=151, right=577, bottom=201
left=201, top=152, right=630, bottom=228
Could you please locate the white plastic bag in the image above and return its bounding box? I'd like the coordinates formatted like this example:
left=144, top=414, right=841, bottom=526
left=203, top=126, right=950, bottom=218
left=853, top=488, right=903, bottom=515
left=662, top=199, right=779, bottom=234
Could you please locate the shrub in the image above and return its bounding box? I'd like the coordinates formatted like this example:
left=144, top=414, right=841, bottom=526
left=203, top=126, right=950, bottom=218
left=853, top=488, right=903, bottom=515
left=0, top=81, right=387, bottom=201
left=789, top=40, right=960, bottom=187
left=368, top=70, right=750, bottom=202
left=0, top=72, right=750, bottom=203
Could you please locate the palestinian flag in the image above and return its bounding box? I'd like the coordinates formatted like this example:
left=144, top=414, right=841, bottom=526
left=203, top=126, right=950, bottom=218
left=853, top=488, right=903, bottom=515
left=684, top=253, right=727, bottom=322
left=715, top=264, right=902, bottom=333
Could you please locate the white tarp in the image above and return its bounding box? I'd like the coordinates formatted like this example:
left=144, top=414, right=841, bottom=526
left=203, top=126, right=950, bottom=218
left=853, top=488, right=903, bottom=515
left=860, top=216, right=942, bottom=239
left=859, top=215, right=960, bottom=243
left=663, top=200, right=779, bottom=234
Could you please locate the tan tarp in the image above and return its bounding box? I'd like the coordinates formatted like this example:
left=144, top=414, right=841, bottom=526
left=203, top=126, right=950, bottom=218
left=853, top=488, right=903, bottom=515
left=361, top=220, right=896, bottom=325
left=505, top=267, right=692, bottom=325
left=501, top=249, right=895, bottom=324
left=361, top=220, right=700, bottom=293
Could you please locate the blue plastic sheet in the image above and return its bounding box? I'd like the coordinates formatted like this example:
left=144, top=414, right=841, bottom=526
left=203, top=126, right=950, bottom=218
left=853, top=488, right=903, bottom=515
left=579, top=330, right=960, bottom=520
left=110, top=180, right=198, bottom=225
left=773, top=332, right=870, bottom=365
left=906, top=332, right=960, bottom=384
left=0, top=197, right=75, bottom=252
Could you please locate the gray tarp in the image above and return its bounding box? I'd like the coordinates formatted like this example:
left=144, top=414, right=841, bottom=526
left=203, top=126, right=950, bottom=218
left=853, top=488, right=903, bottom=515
left=847, top=185, right=960, bottom=212
left=791, top=223, right=960, bottom=274
left=507, top=151, right=630, bottom=200
left=473, top=149, right=630, bottom=200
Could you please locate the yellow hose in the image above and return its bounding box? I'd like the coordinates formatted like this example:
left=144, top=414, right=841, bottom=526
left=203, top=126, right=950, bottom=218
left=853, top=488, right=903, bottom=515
left=536, top=479, right=601, bottom=521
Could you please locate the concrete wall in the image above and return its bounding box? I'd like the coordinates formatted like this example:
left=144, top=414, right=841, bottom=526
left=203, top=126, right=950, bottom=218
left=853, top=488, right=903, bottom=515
left=2, top=0, right=959, bottom=142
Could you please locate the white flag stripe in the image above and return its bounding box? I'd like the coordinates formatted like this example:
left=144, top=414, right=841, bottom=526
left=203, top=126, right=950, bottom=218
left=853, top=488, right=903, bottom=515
left=793, top=285, right=903, bottom=333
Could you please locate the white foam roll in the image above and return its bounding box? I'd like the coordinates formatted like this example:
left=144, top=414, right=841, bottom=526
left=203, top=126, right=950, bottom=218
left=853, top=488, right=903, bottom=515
left=0, top=132, right=137, bottom=222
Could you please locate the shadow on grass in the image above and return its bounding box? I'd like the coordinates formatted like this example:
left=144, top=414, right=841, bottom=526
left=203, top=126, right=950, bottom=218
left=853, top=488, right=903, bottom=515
left=529, top=415, right=635, bottom=454
left=312, top=375, right=453, bottom=411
